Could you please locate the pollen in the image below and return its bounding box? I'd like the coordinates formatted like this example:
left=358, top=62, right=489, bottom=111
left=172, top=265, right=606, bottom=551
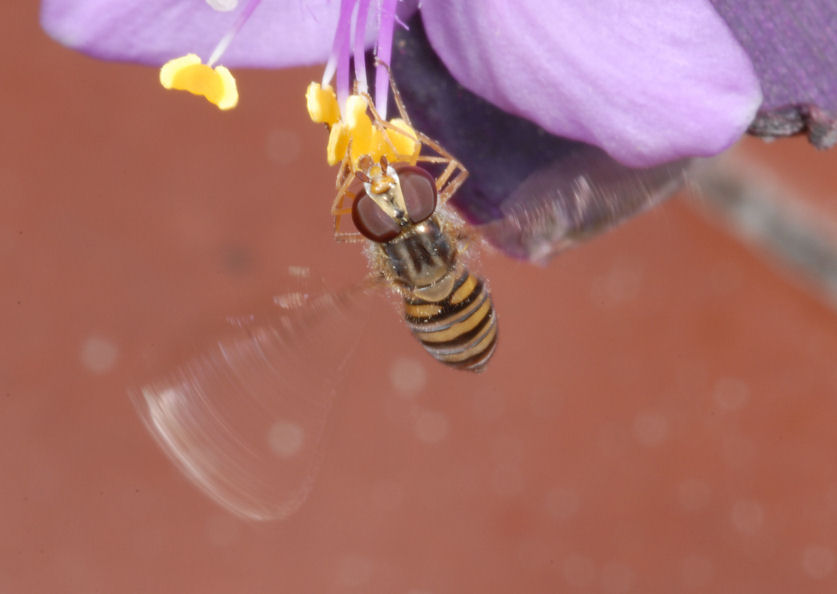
left=384, top=118, right=420, bottom=162
left=326, top=122, right=350, bottom=166
left=345, top=95, right=375, bottom=165
left=310, top=85, right=420, bottom=170
left=306, top=82, right=340, bottom=126
left=159, top=54, right=239, bottom=110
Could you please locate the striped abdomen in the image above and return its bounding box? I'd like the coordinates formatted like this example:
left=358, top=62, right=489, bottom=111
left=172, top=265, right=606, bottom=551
left=351, top=163, right=499, bottom=371
left=403, top=268, right=498, bottom=372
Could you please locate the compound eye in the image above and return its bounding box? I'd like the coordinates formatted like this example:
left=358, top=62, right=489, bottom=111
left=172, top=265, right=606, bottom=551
left=396, top=166, right=437, bottom=223
left=352, top=192, right=400, bottom=242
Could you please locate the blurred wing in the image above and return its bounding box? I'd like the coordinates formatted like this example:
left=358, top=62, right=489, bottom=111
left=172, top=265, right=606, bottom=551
left=389, top=16, right=690, bottom=265
left=133, top=286, right=370, bottom=521
left=477, top=150, right=690, bottom=264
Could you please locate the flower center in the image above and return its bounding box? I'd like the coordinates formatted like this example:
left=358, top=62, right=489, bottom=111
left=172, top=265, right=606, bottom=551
left=156, top=0, right=417, bottom=173
left=307, top=0, right=420, bottom=172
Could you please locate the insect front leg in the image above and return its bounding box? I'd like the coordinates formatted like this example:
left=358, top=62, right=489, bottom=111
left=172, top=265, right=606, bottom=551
left=373, top=58, right=415, bottom=130
left=364, top=61, right=469, bottom=207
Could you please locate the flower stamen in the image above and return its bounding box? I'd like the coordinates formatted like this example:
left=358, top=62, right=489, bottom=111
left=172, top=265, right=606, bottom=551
left=308, top=0, right=413, bottom=171
left=159, top=54, right=238, bottom=110
left=207, top=0, right=262, bottom=67
left=306, top=83, right=420, bottom=168
left=322, top=0, right=355, bottom=113
left=158, top=0, right=263, bottom=110
left=352, top=0, right=372, bottom=96
left=374, top=0, right=398, bottom=120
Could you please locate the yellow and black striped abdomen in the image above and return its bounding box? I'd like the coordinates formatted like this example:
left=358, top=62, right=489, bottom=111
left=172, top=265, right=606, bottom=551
left=403, top=270, right=498, bottom=372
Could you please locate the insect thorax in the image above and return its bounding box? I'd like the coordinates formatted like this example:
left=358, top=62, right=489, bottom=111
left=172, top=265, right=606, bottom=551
left=380, top=215, right=459, bottom=301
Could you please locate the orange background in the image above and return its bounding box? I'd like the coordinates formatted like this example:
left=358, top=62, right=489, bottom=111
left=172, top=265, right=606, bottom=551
left=5, top=3, right=837, bottom=592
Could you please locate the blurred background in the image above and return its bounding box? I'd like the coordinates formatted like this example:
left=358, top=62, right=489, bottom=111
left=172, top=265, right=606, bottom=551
left=5, top=3, right=837, bottom=593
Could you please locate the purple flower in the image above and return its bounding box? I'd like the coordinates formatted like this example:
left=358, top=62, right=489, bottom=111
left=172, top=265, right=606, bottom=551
left=41, top=0, right=774, bottom=168
left=40, top=1, right=836, bottom=261
left=710, top=0, right=837, bottom=148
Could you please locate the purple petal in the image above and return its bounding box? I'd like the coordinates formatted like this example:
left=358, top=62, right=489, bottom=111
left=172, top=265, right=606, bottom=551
left=41, top=0, right=348, bottom=67
left=710, top=0, right=837, bottom=149
left=392, top=14, right=687, bottom=264
left=419, top=0, right=763, bottom=167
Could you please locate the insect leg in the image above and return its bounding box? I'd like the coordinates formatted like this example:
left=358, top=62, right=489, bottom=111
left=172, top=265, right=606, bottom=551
left=373, top=58, right=414, bottom=130
left=415, top=131, right=469, bottom=206
left=363, top=63, right=469, bottom=206
left=331, top=161, right=365, bottom=243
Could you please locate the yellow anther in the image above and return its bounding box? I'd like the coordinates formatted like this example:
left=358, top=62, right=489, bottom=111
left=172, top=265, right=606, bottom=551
left=159, top=54, right=238, bottom=110
left=326, top=122, right=350, bottom=166
left=381, top=118, right=420, bottom=163
left=345, top=97, right=375, bottom=165
left=310, top=86, right=422, bottom=169
left=344, top=95, right=370, bottom=128
left=306, top=82, right=340, bottom=125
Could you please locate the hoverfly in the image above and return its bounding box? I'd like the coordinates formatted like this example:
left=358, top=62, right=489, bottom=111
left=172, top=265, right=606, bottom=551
left=327, top=80, right=498, bottom=372
left=135, top=75, right=689, bottom=521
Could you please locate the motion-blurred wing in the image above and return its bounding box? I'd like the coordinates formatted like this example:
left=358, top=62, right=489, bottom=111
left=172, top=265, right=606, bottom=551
left=134, top=287, right=367, bottom=521
left=477, top=150, right=690, bottom=264
left=391, top=15, right=689, bottom=264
